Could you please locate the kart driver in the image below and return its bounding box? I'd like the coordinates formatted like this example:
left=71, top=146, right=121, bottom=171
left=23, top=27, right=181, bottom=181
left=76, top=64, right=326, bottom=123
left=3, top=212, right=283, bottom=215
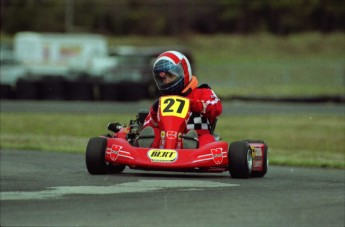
left=138, top=50, right=222, bottom=148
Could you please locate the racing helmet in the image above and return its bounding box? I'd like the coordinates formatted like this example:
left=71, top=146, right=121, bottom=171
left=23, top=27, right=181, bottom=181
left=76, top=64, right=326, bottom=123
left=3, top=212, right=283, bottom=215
left=153, top=51, right=192, bottom=95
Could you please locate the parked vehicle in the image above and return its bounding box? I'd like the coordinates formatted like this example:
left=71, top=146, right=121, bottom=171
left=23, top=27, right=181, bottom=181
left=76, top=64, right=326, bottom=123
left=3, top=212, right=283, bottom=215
left=13, top=32, right=113, bottom=100
left=7, top=32, right=193, bottom=101
left=0, top=49, right=27, bottom=99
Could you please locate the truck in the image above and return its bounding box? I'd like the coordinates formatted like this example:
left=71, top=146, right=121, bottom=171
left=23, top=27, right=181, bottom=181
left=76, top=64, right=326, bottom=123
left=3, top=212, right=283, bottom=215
left=13, top=32, right=116, bottom=100
left=9, top=32, right=193, bottom=101
left=0, top=48, right=28, bottom=99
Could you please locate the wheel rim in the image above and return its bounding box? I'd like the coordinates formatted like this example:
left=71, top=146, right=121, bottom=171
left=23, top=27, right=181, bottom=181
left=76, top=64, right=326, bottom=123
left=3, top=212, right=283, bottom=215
left=247, top=149, right=253, bottom=172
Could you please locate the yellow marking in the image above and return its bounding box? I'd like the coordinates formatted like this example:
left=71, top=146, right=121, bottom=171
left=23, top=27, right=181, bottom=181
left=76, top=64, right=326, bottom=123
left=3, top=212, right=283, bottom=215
left=147, top=149, right=178, bottom=162
left=160, top=96, right=190, bottom=118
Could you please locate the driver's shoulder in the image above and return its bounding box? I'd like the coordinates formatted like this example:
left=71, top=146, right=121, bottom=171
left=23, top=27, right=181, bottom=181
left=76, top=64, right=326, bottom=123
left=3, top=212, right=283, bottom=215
left=197, top=84, right=211, bottom=89
left=188, top=84, right=213, bottom=98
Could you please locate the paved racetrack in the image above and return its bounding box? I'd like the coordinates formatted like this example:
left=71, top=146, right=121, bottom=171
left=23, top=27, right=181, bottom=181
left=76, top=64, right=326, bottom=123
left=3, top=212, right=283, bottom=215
left=1, top=101, right=345, bottom=226
left=1, top=149, right=344, bottom=227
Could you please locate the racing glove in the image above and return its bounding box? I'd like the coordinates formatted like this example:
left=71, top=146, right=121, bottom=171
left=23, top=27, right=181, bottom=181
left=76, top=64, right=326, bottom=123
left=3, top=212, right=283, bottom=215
left=190, top=99, right=206, bottom=114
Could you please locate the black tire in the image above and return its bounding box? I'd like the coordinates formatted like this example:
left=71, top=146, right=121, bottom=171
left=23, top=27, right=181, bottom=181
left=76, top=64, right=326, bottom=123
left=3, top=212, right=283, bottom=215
left=99, top=83, right=121, bottom=101
left=85, top=137, right=108, bottom=174
left=0, top=84, right=14, bottom=99
left=16, top=78, right=40, bottom=100
left=244, top=140, right=268, bottom=178
left=66, top=80, right=94, bottom=101
left=120, top=82, right=148, bottom=101
left=108, top=164, right=126, bottom=173
left=37, top=76, right=66, bottom=100
left=228, top=141, right=253, bottom=178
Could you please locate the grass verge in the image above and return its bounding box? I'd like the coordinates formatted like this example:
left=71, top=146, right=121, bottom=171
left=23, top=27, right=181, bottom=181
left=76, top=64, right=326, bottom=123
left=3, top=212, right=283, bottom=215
left=107, top=33, right=345, bottom=98
left=1, top=112, right=344, bottom=169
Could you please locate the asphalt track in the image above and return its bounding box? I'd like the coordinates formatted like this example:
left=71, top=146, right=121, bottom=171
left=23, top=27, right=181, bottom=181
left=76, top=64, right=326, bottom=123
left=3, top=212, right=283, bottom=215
left=1, top=101, right=344, bottom=226
left=1, top=149, right=344, bottom=227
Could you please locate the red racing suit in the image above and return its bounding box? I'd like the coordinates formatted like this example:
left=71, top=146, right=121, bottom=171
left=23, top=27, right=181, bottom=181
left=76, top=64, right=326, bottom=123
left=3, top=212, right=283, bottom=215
left=143, top=84, right=222, bottom=147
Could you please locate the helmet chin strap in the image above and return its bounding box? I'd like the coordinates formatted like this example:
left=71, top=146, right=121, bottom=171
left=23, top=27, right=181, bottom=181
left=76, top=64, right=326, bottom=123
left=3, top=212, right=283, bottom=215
left=181, top=76, right=198, bottom=96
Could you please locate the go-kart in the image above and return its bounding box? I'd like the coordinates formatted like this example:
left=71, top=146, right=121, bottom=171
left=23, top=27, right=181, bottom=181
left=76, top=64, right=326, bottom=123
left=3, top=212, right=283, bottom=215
left=85, top=95, right=268, bottom=178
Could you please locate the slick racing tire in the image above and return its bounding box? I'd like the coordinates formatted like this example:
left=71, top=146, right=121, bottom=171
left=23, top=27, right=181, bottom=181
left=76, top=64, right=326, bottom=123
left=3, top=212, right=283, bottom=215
left=16, top=78, right=40, bottom=100
left=40, top=76, right=66, bottom=100
left=228, top=141, right=253, bottom=178
left=85, top=137, right=109, bottom=174
left=108, top=164, right=126, bottom=174
left=120, top=82, right=148, bottom=101
left=0, top=84, right=14, bottom=99
left=244, top=140, right=268, bottom=178
left=66, top=80, right=94, bottom=101
left=98, top=83, right=121, bottom=101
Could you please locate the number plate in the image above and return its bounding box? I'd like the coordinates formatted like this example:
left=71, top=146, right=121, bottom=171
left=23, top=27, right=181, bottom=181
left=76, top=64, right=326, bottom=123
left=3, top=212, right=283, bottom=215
left=160, top=96, right=190, bottom=118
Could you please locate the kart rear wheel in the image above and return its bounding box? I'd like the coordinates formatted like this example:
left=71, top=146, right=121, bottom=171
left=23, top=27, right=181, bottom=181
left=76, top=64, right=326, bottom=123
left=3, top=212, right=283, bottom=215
left=85, top=137, right=109, bottom=174
left=228, top=141, right=253, bottom=178
left=245, top=140, right=268, bottom=178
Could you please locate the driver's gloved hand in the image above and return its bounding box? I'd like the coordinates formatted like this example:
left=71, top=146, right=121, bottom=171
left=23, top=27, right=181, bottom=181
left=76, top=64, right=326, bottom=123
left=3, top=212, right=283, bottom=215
left=190, top=99, right=206, bottom=114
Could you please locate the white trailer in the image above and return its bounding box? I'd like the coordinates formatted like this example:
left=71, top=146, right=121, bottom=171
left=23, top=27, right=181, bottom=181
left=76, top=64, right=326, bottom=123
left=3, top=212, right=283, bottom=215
left=14, top=31, right=110, bottom=76
left=11, top=32, right=120, bottom=100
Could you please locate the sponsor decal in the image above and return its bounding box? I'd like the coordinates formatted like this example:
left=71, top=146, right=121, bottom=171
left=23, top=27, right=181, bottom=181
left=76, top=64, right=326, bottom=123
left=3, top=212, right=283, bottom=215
left=253, top=160, right=263, bottom=168
left=166, top=131, right=177, bottom=139
left=193, top=148, right=227, bottom=164
left=60, top=45, right=81, bottom=58
left=211, top=148, right=223, bottom=164
left=109, top=144, right=122, bottom=161
left=161, top=131, right=165, bottom=139
left=148, top=149, right=178, bottom=162
left=254, top=147, right=262, bottom=157
left=106, top=144, right=133, bottom=161
left=250, top=146, right=256, bottom=158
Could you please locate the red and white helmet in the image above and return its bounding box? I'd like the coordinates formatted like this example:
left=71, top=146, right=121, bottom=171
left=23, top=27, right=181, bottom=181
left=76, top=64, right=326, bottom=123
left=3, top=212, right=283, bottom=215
left=153, top=51, right=192, bottom=95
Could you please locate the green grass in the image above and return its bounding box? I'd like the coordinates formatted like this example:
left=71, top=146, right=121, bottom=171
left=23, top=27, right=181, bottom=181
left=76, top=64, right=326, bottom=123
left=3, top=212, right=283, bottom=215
left=217, top=115, right=345, bottom=168
left=1, top=112, right=344, bottom=168
left=0, top=113, right=129, bottom=153
left=106, top=33, right=345, bottom=97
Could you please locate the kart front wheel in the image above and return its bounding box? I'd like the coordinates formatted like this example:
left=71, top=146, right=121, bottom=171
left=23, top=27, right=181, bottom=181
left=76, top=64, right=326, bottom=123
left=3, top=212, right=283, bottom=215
left=228, top=141, right=253, bottom=178
left=108, top=164, right=126, bottom=174
left=86, top=137, right=109, bottom=174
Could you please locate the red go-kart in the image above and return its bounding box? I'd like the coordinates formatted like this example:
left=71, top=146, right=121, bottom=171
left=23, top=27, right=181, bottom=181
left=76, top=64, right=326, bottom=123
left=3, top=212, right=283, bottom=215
left=86, top=95, right=268, bottom=178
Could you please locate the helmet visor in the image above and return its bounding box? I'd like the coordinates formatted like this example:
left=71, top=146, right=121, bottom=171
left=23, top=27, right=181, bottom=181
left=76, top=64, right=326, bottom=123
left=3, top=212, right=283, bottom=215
left=153, top=62, right=184, bottom=90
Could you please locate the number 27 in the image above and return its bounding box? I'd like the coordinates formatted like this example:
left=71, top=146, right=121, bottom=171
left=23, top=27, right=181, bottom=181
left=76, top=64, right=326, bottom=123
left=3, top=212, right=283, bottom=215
left=163, top=98, right=186, bottom=114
